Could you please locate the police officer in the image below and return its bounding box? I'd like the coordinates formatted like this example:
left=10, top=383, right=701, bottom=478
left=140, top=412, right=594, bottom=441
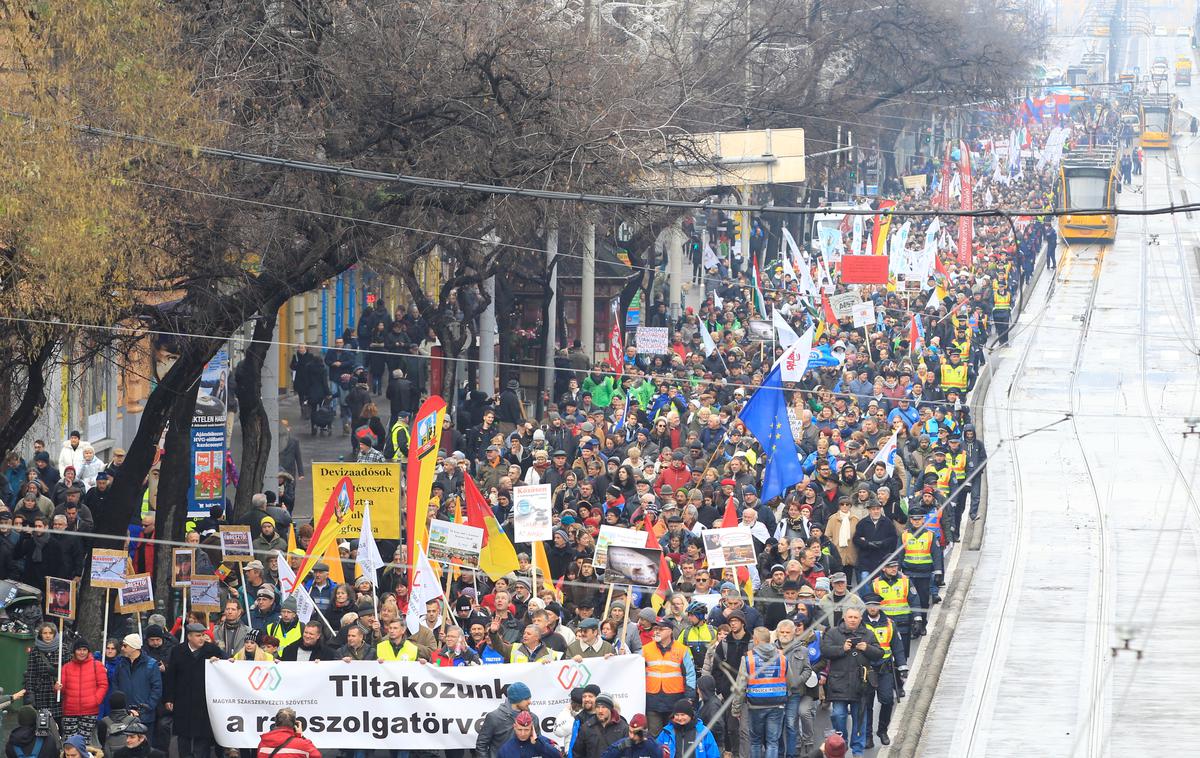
left=900, top=508, right=944, bottom=629
left=870, top=559, right=920, bottom=658
left=861, top=595, right=907, bottom=749
left=944, top=436, right=969, bottom=540
left=935, top=348, right=971, bottom=399
left=385, top=411, right=411, bottom=463
left=992, top=281, right=1013, bottom=346
left=924, top=447, right=953, bottom=501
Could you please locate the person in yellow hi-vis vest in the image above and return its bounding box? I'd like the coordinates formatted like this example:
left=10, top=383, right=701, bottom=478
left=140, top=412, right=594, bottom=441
left=871, top=560, right=919, bottom=659
left=933, top=348, right=972, bottom=398
left=375, top=618, right=425, bottom=661
left=992, top=281, right=1013, bottom=346
left=900, top=508, right=944, bottom=637
left=489, top=621, right=561, bottom=664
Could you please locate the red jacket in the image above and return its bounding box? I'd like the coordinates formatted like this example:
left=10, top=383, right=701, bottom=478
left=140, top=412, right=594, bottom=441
left=60, top=656, right=108, bottom=716
left=256, top=727, right=321, bottom=758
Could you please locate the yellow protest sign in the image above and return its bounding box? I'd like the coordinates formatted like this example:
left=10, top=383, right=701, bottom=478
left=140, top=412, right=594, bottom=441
left=311, top=462, right=402, bottom=540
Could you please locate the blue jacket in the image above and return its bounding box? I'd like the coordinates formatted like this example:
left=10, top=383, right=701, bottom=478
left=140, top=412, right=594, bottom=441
left=657, top=720, right=721, bottom=758
left=113, top=653, right=162, bottom=724
left=600, top=737, right=661, bottom=758
left=497, top=735, right=561, bottom=758
left=801, top=451, right=838, bottom=476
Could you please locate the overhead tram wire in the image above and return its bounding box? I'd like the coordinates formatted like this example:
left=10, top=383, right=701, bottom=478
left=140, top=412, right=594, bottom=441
left=131, top=177, right=1200, bottom=356
left=11, top=109, right=1200, bottom=221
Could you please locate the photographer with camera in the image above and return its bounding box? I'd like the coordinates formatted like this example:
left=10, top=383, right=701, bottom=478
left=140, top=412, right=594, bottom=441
left=255, top=708, right=320, bottom=758
left=5, top=706, right=59, bottom=758
left=819, top=608, right=883, bottom=758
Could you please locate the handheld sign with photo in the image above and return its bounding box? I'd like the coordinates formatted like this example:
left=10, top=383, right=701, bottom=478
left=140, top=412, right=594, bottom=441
left=592, top=525, right=649, bottom=569
left=702, top=527, right=758, bottom=569
left=118, top=573, right=155, bottom=614
left=827, top=292, right=861, bottom=320
left=45, top=577, right=76, bottom=620
left=189, top=575, right=222, bottom=612
left=428, top=519, right=484, bottom=568
left=218, top=525, right=254, bottom=563
left=89, top=549, right=129, bottom=589
left=512, top=484, right=552, bottom=544
left=602, top=545, right=663, bottom=588
left=172, top=548, right=195, bottom=587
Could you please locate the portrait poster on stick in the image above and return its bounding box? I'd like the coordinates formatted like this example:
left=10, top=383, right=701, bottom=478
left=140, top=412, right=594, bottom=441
left=45, top=577, right=76, bottom=620
left=172, top=548, right=195, bottom=587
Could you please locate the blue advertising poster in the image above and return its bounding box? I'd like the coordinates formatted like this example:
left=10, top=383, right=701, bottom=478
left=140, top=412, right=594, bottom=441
left=188, top=348, right=229, bottom=517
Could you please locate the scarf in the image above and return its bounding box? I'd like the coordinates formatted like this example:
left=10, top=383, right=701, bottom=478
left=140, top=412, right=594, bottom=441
left=35, top=633, right=59, bottom=655
left=834, top=511, right=853, bottom=549
left=29, top=532, right=50, bottom=562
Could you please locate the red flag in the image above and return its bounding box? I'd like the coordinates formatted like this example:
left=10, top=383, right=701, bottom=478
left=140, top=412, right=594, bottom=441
left=934, top=255, right=948, bottom=278
left=642, top=513, right=672, bottom=611
left=957, top=139, right=974, bottom=266
left=720, top=498, right=754, bottom=602
left=821, top=293, right=838, bottom=326
left=607, top=321, right=623, bottom=376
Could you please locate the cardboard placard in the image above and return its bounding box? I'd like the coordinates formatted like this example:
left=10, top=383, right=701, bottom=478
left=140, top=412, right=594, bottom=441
left=634, top=326, right=669, bottom=355
left=902, top=174, right=928, bottom=190
left=89, top=548, right=129, bottom=589
left=840, top=255, right=890, bottom=284
left=172, top=548, right=195, bottom=587
left=427, top=519, right=484, bottom=568
left=118, top=573, right=155, bottom=613
left=827, top=292, right=861, bottom=320
left=702, top=527, right=758, bottom=569
left=219, top=525, right=254, bottom=562
left=45, top=577, right=76, bottom=620
left=592, top=525, right=649, bottom=569
left=189, top=575, right=222, bottom=612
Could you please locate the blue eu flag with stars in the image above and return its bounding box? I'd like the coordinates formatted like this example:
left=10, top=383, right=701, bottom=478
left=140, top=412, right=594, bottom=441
left=739, top=361, right=805, bottom=503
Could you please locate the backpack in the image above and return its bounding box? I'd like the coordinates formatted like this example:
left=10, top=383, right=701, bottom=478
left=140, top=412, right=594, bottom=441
left=12, top=738, right=44, bottom=758
left=101, top=713, right=139, bottom=757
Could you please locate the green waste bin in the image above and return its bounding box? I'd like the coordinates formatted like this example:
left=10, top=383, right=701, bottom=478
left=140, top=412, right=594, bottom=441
left=0, top=632, right=33, bottom=699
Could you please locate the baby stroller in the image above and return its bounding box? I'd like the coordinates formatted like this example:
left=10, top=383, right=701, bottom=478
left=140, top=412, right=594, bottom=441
left=311, top=396, right=336, bottom=436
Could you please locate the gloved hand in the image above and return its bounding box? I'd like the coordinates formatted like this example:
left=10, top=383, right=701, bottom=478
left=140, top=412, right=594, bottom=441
left=897, top=665, right=909, bottom=681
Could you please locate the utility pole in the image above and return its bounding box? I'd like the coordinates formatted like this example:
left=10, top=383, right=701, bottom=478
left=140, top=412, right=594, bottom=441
left=542, top=221, right=558, bottom=402
left=581, top=223, right=596, bottom=362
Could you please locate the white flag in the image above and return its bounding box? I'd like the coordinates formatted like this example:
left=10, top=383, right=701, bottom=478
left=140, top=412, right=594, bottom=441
left=775, top=325, right=815, bottom=382
left=406, top=544, right=444, bottom=634
left=772, top=309, right=800, bottom=349
left=872, top=431, right=899, bottom=476
left=713, top=290, right=723, bottom=309
left=851, top=213, right=864, bottom=256
left=698, top=318, right=718, bottom=357
left=781, top=229, right=817, bottom=296
left=275, top=551, right=314, bottom=624
left=356, top=507, right=385, bottom=584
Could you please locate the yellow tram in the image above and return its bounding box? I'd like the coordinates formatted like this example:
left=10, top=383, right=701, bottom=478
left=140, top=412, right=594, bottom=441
left=1057, top=147, right=1118, bottom=243
left=1140, top=94, right=1175, bottom=148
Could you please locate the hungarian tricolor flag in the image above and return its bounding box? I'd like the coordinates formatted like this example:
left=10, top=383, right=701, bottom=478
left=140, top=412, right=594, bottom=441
left=643, top=513, right=673, bottom=611
left=752, top=256, right=768, bottom=318
left=463, top=473, right=520, bottom=581
left=721, top=498, right=754, bottom=604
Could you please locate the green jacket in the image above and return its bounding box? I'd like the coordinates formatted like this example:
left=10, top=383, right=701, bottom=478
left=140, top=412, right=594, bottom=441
left=629, top=379, right=657, bottom=411
left=582, top=374, right=618, bottom=408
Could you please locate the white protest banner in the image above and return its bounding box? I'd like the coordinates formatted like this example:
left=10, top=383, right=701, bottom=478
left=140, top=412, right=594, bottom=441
left=592, top=524, right=648, bottom=569
left=827, top=292, right=860, bottom=320
left=701, top=527, right=757, bottom=569
left=634, top=326, right=669, bottom=355
left=428, top=519, right=484, bottom=567
left=206, top=657, right=647, bottom=749
left=512, top=484, right=552, bottom=543
left=851, top=301, right=876, bottom=329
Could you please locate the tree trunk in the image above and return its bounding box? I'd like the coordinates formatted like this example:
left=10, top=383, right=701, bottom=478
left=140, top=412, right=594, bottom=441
left=0, top=340, right=57, bottom=456
left=78, top=337, right=222, bottom=646
left=232, top=311, right=278, bottom=522
left=151, top=380, right=201, bottom=622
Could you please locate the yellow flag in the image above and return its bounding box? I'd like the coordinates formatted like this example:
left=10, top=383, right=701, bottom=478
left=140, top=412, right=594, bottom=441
left=406, top=397, right=447, bottom=575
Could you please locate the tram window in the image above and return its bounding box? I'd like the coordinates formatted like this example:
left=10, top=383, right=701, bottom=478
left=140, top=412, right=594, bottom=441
left=1065, top=175, right=1109, bottom=208
left=1144, top=110, right=1169, bottom=131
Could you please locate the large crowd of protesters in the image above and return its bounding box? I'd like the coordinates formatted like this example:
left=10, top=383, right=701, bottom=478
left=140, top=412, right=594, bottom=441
left=0, top=103, right=1084, bottom=758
